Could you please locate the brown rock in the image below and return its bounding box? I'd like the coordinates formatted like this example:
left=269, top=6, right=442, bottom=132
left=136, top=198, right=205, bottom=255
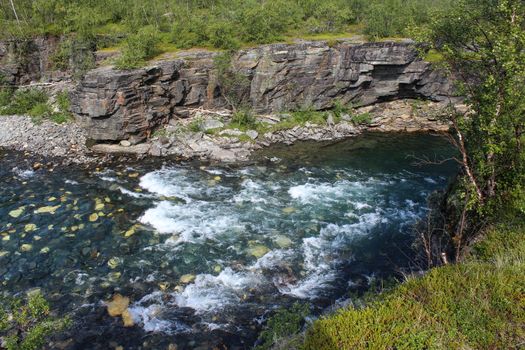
left=106, top=294, right=130, bottom=317
left=121, top=309, right=135, bottom=327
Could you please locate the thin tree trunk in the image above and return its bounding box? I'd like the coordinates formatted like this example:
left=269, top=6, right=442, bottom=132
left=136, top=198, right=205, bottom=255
left=450, top=114, right=484, bottom=202
left=9, top=0, right=20, bottom=25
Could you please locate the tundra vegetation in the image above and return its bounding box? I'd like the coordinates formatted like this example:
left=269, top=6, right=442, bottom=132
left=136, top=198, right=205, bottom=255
left=1, top=0, right=454, bottom=68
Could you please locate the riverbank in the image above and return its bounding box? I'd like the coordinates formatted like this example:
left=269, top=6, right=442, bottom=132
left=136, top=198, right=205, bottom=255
left=0, top=115, right=95, bottom=164
left=301, top=219, right=525, bottom=350
left=0, top=99, right=453, bottom=164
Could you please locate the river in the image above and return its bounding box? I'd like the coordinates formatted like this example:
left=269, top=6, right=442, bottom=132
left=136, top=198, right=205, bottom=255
left=0, top=132, right=457, bottom=349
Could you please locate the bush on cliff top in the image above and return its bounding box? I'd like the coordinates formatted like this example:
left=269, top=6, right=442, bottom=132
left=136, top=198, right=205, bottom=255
left=114, top=26, right=161, bottom=69
left=0, top=0, right=454, bottom=54
left=303, top=220, right=525, bottom=350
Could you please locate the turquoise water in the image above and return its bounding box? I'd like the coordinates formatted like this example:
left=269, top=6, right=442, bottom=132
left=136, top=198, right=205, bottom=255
left=0, top=133, right=456, bottom=349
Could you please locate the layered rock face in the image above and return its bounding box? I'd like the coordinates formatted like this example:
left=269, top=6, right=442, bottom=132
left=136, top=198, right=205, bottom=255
left=71, top=40, right=453, bottom=142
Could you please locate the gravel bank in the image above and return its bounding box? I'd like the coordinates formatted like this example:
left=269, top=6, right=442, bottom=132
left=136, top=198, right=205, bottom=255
left=0, top=115, right=95, bottom=164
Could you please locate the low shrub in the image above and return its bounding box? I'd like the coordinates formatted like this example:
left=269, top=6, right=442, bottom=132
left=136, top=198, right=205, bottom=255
left=0, top=88, right=72, bottom=124
left=0, top=87, right=14, bottom=108
left=114, top=26, right=161, bottom=69
left=0, top=293, right=70, bottom=350
left=2, top=88, right=49, bottom=115
left=50, top=38, right=96, bottom=79
left=350, top=112, right=372, bottom=125
left=332, top=99, right=351, bottom=120
left=188, top=118, right=203, bottom=133
left=231, top=109, right=257, bottom=129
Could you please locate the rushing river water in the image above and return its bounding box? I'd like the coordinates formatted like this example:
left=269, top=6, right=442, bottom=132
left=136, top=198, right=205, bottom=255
left=0, top=133, right=456, bottom=349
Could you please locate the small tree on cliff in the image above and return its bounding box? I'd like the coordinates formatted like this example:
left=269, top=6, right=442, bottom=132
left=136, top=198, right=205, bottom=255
left=418, top=0, right=525, bottom=259
left=213, top=51, right=251, bottom=113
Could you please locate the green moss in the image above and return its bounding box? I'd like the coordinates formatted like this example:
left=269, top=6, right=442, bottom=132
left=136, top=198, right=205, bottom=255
left=256, top=302, right=311, bottom=350
left=303, top=220, right=525, bottom=350
left=423, top=49, right=445, bottom=64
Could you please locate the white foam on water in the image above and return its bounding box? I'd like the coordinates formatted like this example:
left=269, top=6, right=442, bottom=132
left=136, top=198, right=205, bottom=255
left=128, top=304, right=174, bottom=333
left=140, top=168, right=202, bottom=201
left=99, top=176, right=117, bottom=182
left=118, top=186, right=150, bottom=198
left=275, top=208, right=388, bottom=299
left=127, top=292, right=187, bottom=334
left=203, top=168, right=224, bottom=175
left=233, top=179, right=270, bottom=204
left=354, top=202, right=371, bottom=210
left=424, top=177, right=437, bottom=184
left=277, top=270, right=337, bottom=299
left=12, top=167, right=35, bottom=179
left=65, top=179, right=79, bottom=185
left=75, top=273, right=89, bottom=286
left=288, top=182, right=343, bottom=203
left=250, top=249, right=293, bottom=271
left=133, top=163, right=440, bottom=315
left=173, top=268, right=263, bottom=313
left=139, top=200, right=243, bottom=242
left=288, top=179, right=384, bottom=206
left=203, top=322, right=225, bottom=331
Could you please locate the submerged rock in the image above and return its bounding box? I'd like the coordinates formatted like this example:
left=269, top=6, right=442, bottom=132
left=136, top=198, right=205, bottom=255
left=20, top=244, right=33, bottom=252
left=9, top=206, right=25, bottom=218
left=121, top=309, right=135, bottom=327
left=180, top=274, right=196, bottom=284
left=35, top=205, right=61, bottom=214
left=106, top=294, right=130, bottom=317
left=24, top=223, right=37, bottom=232
left=274, top=235, right=293, bottom=249
left=248, top=245, right=270, bottom=258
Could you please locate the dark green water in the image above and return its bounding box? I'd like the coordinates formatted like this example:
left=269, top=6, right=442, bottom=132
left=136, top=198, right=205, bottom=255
left=0, top=133, right=457, bottom=349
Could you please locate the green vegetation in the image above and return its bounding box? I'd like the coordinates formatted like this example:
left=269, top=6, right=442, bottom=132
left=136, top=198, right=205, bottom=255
left=256, top=303, right=311, bottom=350
left=296, top=1, right=525, bottom=348
left=50, top=37, right=96, bottom=78
left=202, top=100, right=372, bottom=137
left=0, top=293, right=70, bottom=350
left=244, top=107, right=327, bottom=135
left=303, top=219, right=525, bottom=350
left=411, top=0, right=525, bottom=260
left=213, top=52, right=251, bottom=112
left=114, top=26, right=161, bottom=69
left=230, top=109, right=257, bottom=130
left=0, top=87, right=73, bottom=124
left=0, top=0, right=455, bottom=64
left=422, top=49, right=445, bottom=64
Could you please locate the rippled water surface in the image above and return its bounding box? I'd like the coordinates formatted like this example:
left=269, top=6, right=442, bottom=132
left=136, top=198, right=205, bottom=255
left=0, top=133, right=456, bottom=349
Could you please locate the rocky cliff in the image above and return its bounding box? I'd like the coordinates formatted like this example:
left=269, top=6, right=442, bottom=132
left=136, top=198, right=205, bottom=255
left=70, top=40, right=453, bottom=143
left=0, top=37, right=68, bottom=85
